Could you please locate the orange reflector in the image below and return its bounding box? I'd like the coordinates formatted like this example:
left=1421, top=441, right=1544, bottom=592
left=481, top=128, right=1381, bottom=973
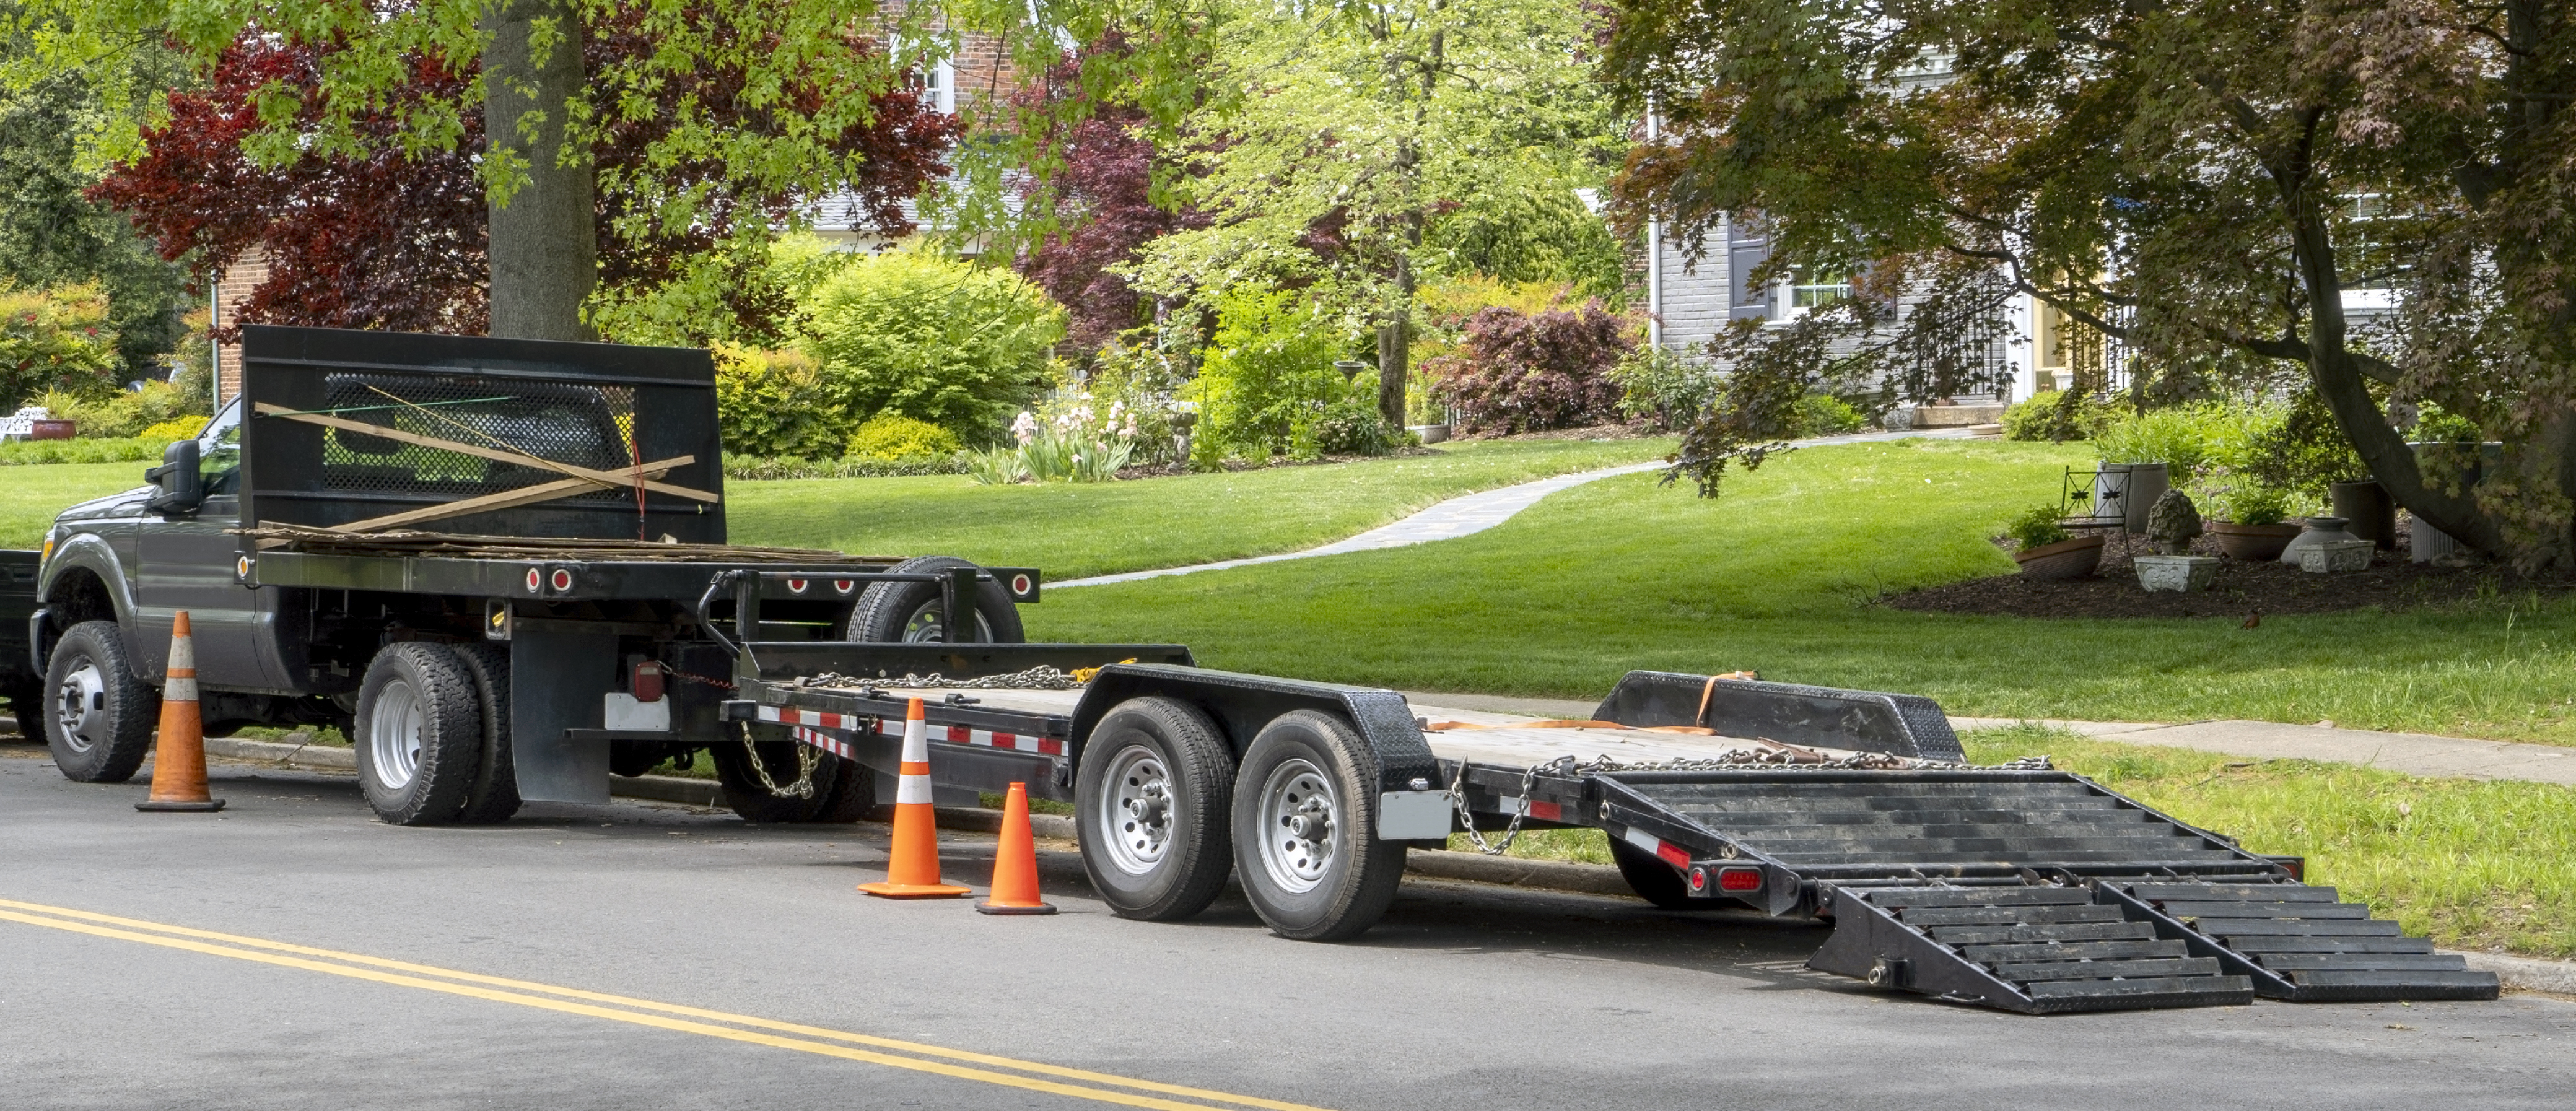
left=1717, top=868, right=1763, bottom=892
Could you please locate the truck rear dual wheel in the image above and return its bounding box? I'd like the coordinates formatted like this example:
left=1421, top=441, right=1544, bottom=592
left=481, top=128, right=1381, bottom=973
left=1076, top=697, right=1236, bottom=921
left=447, top=644, right=522, bottom=825
left=43, top=620, right=157, bottom=783
left=354, top=643, right=486, bottom=826
left=1229, top=710, right=1407, bottom=942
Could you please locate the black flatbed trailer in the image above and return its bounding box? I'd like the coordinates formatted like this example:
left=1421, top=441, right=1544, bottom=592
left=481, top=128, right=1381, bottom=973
left=11, top=326, right=2495, bottom=1014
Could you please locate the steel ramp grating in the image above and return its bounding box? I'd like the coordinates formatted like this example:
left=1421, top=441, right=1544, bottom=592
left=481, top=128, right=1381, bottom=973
left=1807, top=885, right=2255, bottom=1014
left=2097, top=881, right=2499, bottom=1001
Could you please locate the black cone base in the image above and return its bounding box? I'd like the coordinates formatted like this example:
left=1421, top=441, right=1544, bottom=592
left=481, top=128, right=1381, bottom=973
left=136, top=799, right=225, bottom=812
left=976, top=902, right=1058, bottom=915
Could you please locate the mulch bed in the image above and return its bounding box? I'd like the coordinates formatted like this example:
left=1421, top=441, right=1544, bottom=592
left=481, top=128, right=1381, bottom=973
left=1883, top=523, right=2576, bottom=619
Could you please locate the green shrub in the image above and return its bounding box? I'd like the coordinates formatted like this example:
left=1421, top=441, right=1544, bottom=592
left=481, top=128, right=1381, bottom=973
left=1080, top=334, right=1194, bottom=464
left=712, top=344, right=845, bottom=460
left=721, top=453, right=966, bottom=481
left=0, top=436, right=167, bottom=465
left=1610, top=345, right=1719, bottom=432
left=2006, top=503, right=2072, bottom=549
left=2206, top=484, right=2292, bottom=526
left=2412, top=402, right=2482, bottom=444
left=39, top=380, right=207, bottom=440
left=2091, top=402, right=2234, bottom=478
left=1310, top=394, right=1405, bottom=456
left=2002, top=390, right=2115, bottom=442
left=845, top=413, right=961, bottom=461
left=0, top=284, right=122, bottom=411
left=797, top=250, right=1065, bottom=446
left=1792, top=393, right=1866, bottom=437
left=138, top=416, right=209, bottom=443
left=1187, top=287, right=1346, bottom=464
left=2246, top=388, right=2367, bottom=501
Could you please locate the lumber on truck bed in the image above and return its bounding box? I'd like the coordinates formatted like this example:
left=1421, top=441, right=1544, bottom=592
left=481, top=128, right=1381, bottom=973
left=234, top=524, right=899, bottom=564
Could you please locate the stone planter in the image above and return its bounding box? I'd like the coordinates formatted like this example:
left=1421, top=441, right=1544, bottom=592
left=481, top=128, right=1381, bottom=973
left=2330, top=480, right=2395, bottom=551
left=2136, top=554, right=2220, bottom=593
left=28, top=419, right=72, bottom=440
left=1407, top=424, right=1451, bottom=445
left=2278, top=516, right=2362, bottom=565
left=2299, top=538, right=2374, bottom=573
left=2208, top=521, right=2301, bottom=561
left=2013, top=534, right=2104, bottom=580
left=2412, top=518, right=2461, bottom=564
left=2119, top=463, right=2170, bottom=534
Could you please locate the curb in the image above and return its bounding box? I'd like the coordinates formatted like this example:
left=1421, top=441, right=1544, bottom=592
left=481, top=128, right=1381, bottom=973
left=2463, top=952, right=2576, bottom=996
left=206, top=735, right=354, bottom=769
left=598, top=774, right=1085, bottom=840
left=1402, top=848, right=1635, bottom=898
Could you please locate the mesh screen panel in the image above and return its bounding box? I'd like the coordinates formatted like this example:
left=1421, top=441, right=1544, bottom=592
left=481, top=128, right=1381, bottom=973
left=317, top=372, right=639, bottom=507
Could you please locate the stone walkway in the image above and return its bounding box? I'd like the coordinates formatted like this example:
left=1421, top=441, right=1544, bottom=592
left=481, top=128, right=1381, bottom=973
left=1052, top=427, right=1973, bottom=589
left=1400, top=691, right=2576, bottom=788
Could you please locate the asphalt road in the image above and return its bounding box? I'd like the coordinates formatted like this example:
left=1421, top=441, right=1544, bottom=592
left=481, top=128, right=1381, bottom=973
left=4, top=742, right=2570, bottom=1110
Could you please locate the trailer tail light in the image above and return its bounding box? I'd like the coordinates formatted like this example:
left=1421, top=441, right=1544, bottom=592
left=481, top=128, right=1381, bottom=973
left=1717, top=868, right=1763, bottom=892
left=549, top=568, right=574, bottom=592
left=1688, top=867, right=1709, bottom=892
left=632, top=661, right=665, bottom=703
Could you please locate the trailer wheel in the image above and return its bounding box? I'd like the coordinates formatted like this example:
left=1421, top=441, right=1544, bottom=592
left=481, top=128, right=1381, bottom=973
left=807, top=755, right=882, bottom=823
left=710, top=723, right=832, bottom=823
left=448, top=644, right=522, bottom=824
left=1229, top=710, right=1407, bottom=941
left=42, top=620, right=157, bottom=783
left=354, top=643, right=484, bottom=826
left=845, top=555, right=1026, bottom=643
left=1606, top=837, right=1704, bottom=910
left=1076, top=697, right=1234, bottom=921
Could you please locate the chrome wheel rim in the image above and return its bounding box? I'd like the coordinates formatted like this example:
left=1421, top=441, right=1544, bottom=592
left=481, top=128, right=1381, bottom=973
left=1256, top=758, right=1338, bottom=894
left=54, top=660, right=104, bottom=753
left=900, top=600, right=993, bottom=643
left=369, top=678, right=426, bottom=791
left=1098, top=744, right=1175, bottom=875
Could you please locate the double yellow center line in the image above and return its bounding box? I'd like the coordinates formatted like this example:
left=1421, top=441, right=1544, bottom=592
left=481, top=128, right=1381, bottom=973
left=0, top=898, right=1327, bottom=1111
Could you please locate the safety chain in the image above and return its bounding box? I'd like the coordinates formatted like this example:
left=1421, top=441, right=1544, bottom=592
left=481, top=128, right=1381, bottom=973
left=738, top=720, right=820, bottom=799
left=667, top=668, right=736, bottom=691
left=797, top=665, right=1086, bottom=691
left=1449, top=756, right=1578, bottom=856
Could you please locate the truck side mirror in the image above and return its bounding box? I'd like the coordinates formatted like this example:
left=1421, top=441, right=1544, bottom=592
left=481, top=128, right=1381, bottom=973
left=144, top=438, right=203, bottom=514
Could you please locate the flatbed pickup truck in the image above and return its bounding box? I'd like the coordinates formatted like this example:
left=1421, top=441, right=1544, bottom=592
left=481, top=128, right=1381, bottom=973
left=7, top=326, right=2495, bottom=1014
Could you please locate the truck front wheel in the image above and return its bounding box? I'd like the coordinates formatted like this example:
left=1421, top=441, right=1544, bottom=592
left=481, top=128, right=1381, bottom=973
left=354, top=643, right=484, bottom=826
left=43, top=620, right=157, bottom=783
left=1076, top=697, right=1235, bottom=921
left=1229, top=710, right=1407, bottom=942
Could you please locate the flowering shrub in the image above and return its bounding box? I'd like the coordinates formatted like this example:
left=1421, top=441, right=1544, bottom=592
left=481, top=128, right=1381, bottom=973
left=1428, top=302, right=1633, bottom=435
left=963, top=393, right=1140, bottom=484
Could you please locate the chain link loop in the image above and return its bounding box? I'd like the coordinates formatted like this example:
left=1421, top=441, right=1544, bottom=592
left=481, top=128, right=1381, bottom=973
left=738, top=720, right=820, bottom=799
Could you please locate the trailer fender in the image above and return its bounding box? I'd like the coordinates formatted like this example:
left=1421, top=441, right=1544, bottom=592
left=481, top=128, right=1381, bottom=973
left=1071, top=664, right=1449, bottom=839
left=1590, top=671, right=1965, bottom=762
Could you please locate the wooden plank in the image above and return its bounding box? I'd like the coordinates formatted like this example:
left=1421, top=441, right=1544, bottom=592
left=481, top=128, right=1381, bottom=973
left=255, top=403, right=717, bottom=502
left=331, top=461, right=678, bottom=533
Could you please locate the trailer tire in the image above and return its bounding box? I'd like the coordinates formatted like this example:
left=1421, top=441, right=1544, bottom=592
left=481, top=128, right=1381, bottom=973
left=448, top=644, right=522, bottom=824
left=42, top=620, right=157, bottom=783
left=354, top=643, right=483, bottom=826
left=845, top=556, right=1025, bottom=644
left=710, top=723, right=832, bottom=823
left=1230, top=710, right=1406, bottom=942
left=807, top=755, right=882, bottom=823
left=1607, top=837, right=1703, bottom=910
left=1076, top=696, right=1234, bottom=921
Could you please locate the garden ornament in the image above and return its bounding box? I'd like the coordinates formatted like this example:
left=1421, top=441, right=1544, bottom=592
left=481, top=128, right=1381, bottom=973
left=2147, top=489, right=2203, bottom=556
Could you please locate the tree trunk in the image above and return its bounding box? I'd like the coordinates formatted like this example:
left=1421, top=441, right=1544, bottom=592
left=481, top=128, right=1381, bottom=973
left=482, top=0, right=598, bottom=342
left=1377, top=252, right=1411, bottom=427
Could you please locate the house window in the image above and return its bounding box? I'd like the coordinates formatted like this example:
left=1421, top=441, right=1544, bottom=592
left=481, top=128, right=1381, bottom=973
left=1789, top=268, right=1850, bottom=310
left=922, top=59, right=955, bottom=114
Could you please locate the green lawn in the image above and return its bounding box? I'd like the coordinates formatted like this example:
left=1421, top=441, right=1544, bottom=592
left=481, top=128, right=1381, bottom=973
left=727, top=438, right=1670, bottom=578
left=1024, top=438, right=2576, bottom=745
left=0, top=462, right=147, bottom=547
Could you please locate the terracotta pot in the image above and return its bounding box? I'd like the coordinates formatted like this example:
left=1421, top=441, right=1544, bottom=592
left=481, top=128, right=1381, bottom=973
left=2208, top=521, right=2301, bottom=561
left=2013, top=534, right=2105, bottom=580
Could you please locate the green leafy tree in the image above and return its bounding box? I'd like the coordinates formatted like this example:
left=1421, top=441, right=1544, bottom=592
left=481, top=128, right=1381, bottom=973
left=0, top=283, right=123, bottom=409
left=1604, top=0, right=2576, bottom=567
left=796, top=250, right=1066, bottom=445
left=1124, top=0, right=1628, bottom=425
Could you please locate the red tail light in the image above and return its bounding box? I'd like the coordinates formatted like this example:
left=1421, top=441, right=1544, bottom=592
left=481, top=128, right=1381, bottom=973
left=1717, top=867, right=1763, bottom=892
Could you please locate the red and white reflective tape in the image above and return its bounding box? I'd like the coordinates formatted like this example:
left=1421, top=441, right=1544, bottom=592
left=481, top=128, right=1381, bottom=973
left=758, top=703, right=1065, bottom=756
left=792, top=725, right=855, bottom=760
left=1488, top=795, right=1564, bottom=822
left=1618, top=824, right=1693, bottom=869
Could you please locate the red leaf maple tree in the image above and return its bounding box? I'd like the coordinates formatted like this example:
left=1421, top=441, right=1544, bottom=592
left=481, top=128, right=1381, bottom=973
left=1012, top=38, right=1203, bottom=355
left=95, top=17, right=958, bottom=342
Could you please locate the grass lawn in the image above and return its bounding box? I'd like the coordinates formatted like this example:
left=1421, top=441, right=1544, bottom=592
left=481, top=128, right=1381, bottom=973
left=727, top=437, right=1669, bottom=579
left=1452, top=730, right=2576, bottom=959
left=1026, top=438, right=2576, bottom=744
left=0, top=462, right=148, bottom=547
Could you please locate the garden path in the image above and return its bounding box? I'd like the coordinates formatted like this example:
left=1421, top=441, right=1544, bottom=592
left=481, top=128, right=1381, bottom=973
left=1050, top=427, right=1976, bottom=589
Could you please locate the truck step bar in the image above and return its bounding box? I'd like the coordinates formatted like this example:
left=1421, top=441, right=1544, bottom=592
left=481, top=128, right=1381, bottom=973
left=2095, top=881, right=2500, bottom=1001
left=1807, top=885, right=2258, bottom=1013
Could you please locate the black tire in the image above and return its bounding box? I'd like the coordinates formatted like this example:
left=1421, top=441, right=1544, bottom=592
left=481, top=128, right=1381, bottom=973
left=354, top=642, right=484, bottom=826
left=448, top=643, right=522, bottom=824
left=845, top=555, right=1025, bottom=643
left=43, top=620, right=157, bottom=783
left=1229, top=710, right=1406, bottom=941
left=807, top=755, right=883, bottom=823
left=1076, top=696, right=1236, bottom=921
left=1607, top=836, right=1705, bottom=910
left=709, top=723, right=832, bottom=823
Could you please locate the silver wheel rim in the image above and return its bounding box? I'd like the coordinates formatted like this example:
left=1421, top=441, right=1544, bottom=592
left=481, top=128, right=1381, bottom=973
left=369, top=677, right=426, bottom=791
left=54, top=660, right=104, bottom=753
left=899, top=600, right=993, bottom=643
left=1098, top=744, right=1176, bottom=876
left=1255, top=758, right=1339, bottom=895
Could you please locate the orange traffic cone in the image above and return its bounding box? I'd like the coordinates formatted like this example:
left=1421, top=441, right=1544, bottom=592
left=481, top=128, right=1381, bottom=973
left=858, top=698, right=969, bottom=899
left=976, top=782, right=1056, bottom=916
left=136, top=611, right=223, bottom=813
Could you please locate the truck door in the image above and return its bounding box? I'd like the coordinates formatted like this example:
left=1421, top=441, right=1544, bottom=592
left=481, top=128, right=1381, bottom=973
left=134, top=403, right=277, bottom=688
